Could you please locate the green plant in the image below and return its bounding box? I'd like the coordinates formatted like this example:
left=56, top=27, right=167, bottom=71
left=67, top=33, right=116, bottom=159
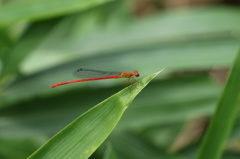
left=0, top=0, right=240, bottom=159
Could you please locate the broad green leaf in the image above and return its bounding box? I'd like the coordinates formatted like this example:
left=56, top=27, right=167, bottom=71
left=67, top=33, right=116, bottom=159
left=197, top=51, right=240, bottom=159
left=0, top=0, right=114, bottom=27
left=21, top=7, right=240, bottom=74
left=27, top=69, right=164, bottom=159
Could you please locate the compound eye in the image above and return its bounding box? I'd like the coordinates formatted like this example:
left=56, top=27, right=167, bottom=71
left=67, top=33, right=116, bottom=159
left=133, top=70, right=139, bottom=77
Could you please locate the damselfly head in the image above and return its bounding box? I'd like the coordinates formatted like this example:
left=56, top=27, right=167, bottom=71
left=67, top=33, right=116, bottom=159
left=133, top=70, right=140, bottom=77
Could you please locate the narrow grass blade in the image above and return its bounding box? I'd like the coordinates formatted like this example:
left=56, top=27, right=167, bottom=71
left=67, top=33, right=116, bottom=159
left=27, top=69, right=165, bottom=159
left=196, top=51, right=240, bottom=159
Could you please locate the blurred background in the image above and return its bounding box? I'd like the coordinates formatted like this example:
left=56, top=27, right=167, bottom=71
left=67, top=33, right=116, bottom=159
left=0, top=0, right=240, bottom=158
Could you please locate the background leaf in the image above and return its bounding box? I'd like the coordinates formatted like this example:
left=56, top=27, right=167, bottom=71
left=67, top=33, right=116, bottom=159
left=0, top=0, right=114, bottom=27
left=197, top=51, right=240, bottom=159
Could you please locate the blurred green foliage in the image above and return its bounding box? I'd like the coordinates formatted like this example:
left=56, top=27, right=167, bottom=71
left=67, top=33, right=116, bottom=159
left=0, top=0, right=240, bottom=159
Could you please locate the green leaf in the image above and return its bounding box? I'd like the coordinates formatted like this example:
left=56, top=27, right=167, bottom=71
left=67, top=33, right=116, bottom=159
left=0, top=0, right=114, bottom=27
left=1, top=19, right=59, bottom=79
left=196, top=50, right=240, bottom=159
left=108, top=132, right=177, bottom=159
left=102, top=143, right=118, bottom=159
left=21, top=7, right=240, bottom=74
left=27, top=69, right=164, bottom=159
left=0, top=138, right=41, bottom=159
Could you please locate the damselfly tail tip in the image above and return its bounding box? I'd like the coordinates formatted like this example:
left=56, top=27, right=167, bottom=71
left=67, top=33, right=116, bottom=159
left=50, top=84, right=56, bottom=88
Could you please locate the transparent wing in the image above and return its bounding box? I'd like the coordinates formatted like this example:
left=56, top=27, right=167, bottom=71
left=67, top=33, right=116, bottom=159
left=73, top=68, right=121, bottom=79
